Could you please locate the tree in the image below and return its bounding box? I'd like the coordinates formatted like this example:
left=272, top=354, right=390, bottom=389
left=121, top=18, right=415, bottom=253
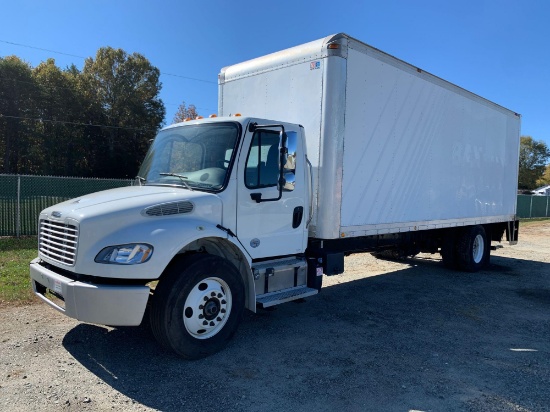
left=82, top=47, right=165, bottom=177
left=32, top=58, right=89, bottom=176
left=0, top=49, right=165, bottom=178
left=518, top=136, right=550, bottom=190
left=536, top=164, right=550, bottom=187
left=0, top=56, right=39, bottom=174
left=173, top=101, right=199, bottom=123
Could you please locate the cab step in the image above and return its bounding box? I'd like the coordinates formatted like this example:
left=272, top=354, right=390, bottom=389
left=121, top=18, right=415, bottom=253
left=256, top=285, right=318, bottom=308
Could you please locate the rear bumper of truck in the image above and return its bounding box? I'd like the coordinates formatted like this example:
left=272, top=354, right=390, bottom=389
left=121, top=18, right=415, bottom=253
left=29, top=258, right=150, bottom=326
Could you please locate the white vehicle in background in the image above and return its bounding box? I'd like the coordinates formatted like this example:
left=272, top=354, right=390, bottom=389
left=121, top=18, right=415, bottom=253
left=30, top=33, right=521, bottom=359
left=532, top=185, right=550, bottom=196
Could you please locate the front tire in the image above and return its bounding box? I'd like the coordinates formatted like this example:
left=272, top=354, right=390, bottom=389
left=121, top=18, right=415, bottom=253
left=150, top=254, right=245, bottom=359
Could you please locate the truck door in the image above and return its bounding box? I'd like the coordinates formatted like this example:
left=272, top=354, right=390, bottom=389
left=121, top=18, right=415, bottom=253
left=236, top=122, right=307, bottom=259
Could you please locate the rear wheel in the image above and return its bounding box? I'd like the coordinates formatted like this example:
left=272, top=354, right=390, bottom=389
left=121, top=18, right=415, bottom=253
left=150, top=254, right=245, bottom=359
left=456, top=225, right=490, bottom=272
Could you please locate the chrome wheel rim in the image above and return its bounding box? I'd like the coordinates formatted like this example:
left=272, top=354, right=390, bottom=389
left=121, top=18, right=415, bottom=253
left=183, top=277, right=232, bottom=339
left=472, top=234, right=484, bottom=264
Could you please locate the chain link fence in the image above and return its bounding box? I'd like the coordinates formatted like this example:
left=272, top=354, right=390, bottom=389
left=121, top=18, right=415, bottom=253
left=0, top=174, right=133, bottom=237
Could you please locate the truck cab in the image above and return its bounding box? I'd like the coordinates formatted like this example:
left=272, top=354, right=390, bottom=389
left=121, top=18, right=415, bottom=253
left=140, top=117, right=310, bottom=256
left=30, top=116, right=318, bottom=359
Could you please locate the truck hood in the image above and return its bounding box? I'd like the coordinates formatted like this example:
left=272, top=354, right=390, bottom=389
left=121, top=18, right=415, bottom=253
left=38, top=185, right=226, bottom=278
left=41, top=185, right=222, bottom=223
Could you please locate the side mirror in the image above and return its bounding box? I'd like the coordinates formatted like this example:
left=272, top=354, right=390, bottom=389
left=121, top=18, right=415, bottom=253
left=281, top=172, right=296, bottom=192
left=284, top=132, right=298, bottom=172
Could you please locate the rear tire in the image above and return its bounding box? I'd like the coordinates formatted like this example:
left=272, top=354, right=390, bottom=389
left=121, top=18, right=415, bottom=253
left=149, top=254, right=245, bottom=359
left=456, top=225, right=490, bottom=272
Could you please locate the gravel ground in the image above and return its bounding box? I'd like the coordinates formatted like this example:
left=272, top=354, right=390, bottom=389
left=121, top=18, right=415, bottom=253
left=1, top=221, right=549, bottom=411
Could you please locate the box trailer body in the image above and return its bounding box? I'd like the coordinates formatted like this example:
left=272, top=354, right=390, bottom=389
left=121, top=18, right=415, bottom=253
left=219, top=33, right=520, bottom=240
left=30, top=33, right=521, bottom=359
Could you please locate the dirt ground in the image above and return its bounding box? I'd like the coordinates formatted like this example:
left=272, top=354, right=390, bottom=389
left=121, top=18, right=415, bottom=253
left=1, top=222, right=549, bottom=412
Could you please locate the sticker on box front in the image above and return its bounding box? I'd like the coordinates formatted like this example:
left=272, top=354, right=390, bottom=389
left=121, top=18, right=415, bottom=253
left=310, top=61, right=321, bottom=70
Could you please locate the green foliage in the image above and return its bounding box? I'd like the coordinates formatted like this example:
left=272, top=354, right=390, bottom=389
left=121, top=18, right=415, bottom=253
left=0, top=56, right=40, bottom=174
left=518, top=136, right=550, bottom=190
left=31, top=58, right=90, bottom=175
left=0, top=236, right=37, bottom=306
left=0, top=48, right=166, bottom=178
left=82, top=47, right=165, bottom=177
left=536, top=164, right=550, bottom=187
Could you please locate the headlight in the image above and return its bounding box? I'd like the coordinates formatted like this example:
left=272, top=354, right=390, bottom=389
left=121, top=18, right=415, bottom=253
left=95, top=244, right=153, bottom=265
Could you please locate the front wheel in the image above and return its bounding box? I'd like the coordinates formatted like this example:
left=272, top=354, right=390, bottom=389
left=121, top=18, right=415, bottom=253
left=150, top=254, right=245, bottom=359
left=456, top=225, right=490, bottom=272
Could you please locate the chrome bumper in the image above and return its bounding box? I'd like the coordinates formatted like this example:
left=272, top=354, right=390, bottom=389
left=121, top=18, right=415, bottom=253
left=29, top=258, right=150, bottom=326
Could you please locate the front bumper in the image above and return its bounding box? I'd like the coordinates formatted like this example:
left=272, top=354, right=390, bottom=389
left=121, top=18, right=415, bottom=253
left=29, top=258, right=150, bottom=326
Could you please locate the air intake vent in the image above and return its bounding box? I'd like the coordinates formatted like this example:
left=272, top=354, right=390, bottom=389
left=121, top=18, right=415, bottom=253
left=39, top=220, right=79, bottom=266
left=144, top=201, right=194, bottom=217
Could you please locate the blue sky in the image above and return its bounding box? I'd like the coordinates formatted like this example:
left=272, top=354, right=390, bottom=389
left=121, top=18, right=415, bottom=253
left=1, top=0, right=549, bottom=147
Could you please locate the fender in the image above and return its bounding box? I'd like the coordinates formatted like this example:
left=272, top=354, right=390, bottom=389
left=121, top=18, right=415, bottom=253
left=157, top=220, right=257, bottom=312
left=171, top=226, right=257, bottom=312
left=73, top=217, right=256, bottom=311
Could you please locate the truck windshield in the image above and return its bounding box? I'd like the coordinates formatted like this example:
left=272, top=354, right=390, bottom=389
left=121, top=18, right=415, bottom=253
left=138, top=122, right=240, bottom=192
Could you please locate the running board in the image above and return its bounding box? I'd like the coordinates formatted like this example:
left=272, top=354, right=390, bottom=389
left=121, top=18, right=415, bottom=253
left=256, top=286, right=318, bottom=308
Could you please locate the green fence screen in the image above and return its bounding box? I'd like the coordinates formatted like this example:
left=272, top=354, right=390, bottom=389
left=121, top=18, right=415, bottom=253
left=0, top=174, right=133, bottom=236
left=1, top=175, right=548, bottom=237
left=516, top=194, right=550, bottom=219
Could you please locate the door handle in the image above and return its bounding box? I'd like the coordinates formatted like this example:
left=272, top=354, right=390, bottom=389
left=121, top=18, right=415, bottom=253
left=292, top=206, right=304, bottom=229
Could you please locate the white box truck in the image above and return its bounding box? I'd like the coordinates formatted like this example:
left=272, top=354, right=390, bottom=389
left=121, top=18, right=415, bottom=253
left=30, top=33, right=520, bottom=359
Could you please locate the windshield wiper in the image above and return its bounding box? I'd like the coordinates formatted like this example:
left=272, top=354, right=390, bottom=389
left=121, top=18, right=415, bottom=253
left=159, top=172, right=194, bottom=191
left=135, top=176, right=146, bottom=186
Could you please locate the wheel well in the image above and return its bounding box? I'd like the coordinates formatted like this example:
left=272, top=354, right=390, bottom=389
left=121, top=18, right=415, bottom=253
left=438, top=223, right=505, bottom=250
left=161, top=237, right=254, bottom=311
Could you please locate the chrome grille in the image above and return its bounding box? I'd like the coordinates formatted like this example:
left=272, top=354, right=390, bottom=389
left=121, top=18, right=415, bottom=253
left=144, top=201, right=194, bottom=216
left=39, top=220, right=79, bottom=266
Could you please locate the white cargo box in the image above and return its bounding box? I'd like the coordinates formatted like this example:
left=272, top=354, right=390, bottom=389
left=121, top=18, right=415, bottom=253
left=219, top=33, right=521, bottom=239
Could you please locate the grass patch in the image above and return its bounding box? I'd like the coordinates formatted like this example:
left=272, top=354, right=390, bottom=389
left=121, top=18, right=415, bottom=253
left=519, top=217, right=550, bottom=226
left=0, top=236, right=38, bottom=306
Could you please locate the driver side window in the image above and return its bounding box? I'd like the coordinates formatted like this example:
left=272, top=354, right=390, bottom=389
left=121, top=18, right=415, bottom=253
left=245, top=131, right=280, bottom=189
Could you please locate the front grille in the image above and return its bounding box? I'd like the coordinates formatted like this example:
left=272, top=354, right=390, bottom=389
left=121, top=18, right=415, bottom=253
left=39, top=220, right=79, bottom=266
